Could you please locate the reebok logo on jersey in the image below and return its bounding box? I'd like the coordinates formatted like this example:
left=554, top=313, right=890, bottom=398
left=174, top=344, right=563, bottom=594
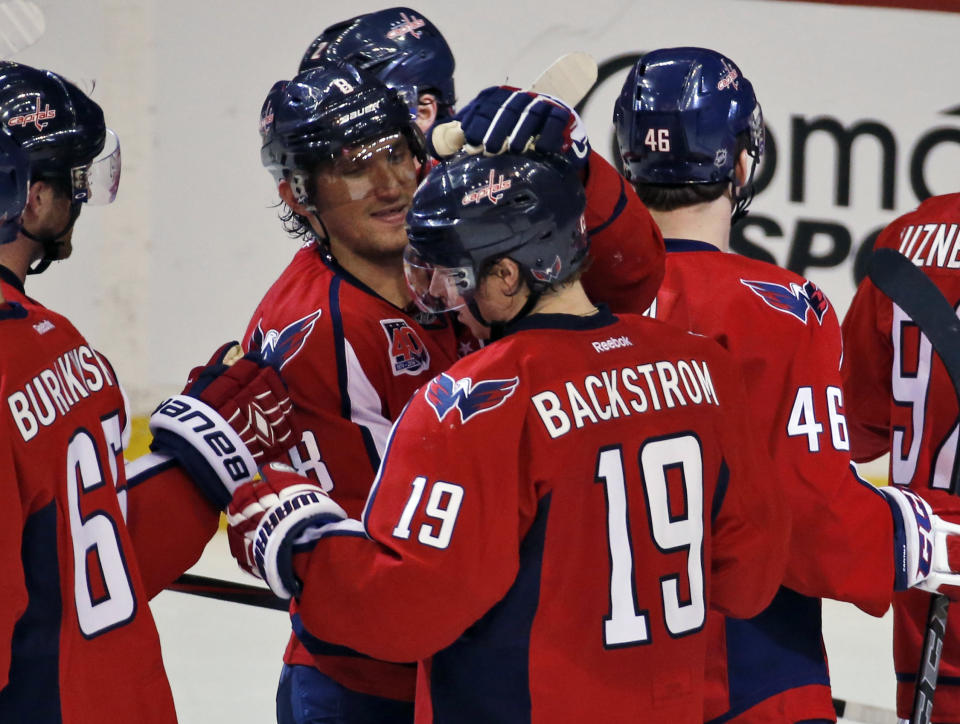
left=250, top=309, right=322, bottom=370
left=426, top=372, right=519, bottom=424
left=740, top=278, right=829, bottom=325
left=462, top=170, right=511, bottom=206
left=386, top=11, right=425, bottom=40
left=8, top=93, right=55, bottom=132
left=381, top=319, right=430, bottom=376
left=592, top=335, right=633, bottom=353
left=32, top=319, right=54, bottom=335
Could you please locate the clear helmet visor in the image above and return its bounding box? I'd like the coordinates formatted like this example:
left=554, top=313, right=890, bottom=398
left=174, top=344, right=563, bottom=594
left=71, top=128, right=120, bottom=205
left=403, top=245, right=476, bottom=314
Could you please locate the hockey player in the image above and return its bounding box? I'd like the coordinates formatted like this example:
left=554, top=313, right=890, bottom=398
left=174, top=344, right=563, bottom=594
left=299, top=7, right=457, bottom=134
left=0, top=62, right=296, bottom=722
left=228, top=150, right=793, bottom=723
left=842, top=193, right=960, bottom=721
left=247, top=60, right=667, bottom=723
left=606, top=47, right=960, bottom=723
left=297, top=7, right=663, bottom=315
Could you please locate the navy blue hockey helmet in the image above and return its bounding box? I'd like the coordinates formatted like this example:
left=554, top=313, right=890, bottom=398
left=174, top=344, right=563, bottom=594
left=0, top=129, right=29, bottom=245
left=299, top=7, right=456, bottom=113
left=404, top=153, right=588, bottom=315
left=260, top=61, right=426, bottom=192
left=0, top=62, right=118, bottom=204
left=613, top=47, right=764, bottom=186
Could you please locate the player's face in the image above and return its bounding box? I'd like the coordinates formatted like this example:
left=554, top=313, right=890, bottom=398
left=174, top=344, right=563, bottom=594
left=415, top=93, right=439, bottom=134
left=23, top=180, right=77, bottom=259
left=313, top=133, right=418, bottom=264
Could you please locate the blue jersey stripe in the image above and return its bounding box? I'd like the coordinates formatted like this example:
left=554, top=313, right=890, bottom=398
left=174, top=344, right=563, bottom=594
left=429, top=494, right=552, bottom=724
left=0, top=501, right=63, bottom=722
left=328, top=276, right=382, bottom=473
left=708, top=587, right=829, bottom=724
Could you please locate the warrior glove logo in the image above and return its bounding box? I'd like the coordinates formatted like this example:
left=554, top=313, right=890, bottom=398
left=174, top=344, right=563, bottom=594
left=740, top=278, right=829, bottom=325
left=426, top=372, right=519, bottom=423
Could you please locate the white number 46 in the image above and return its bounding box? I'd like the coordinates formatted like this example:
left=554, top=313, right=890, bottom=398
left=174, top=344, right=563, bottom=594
left=644, top=128, right=671, bottom=152
left=786, top=385, right=849, bottom=453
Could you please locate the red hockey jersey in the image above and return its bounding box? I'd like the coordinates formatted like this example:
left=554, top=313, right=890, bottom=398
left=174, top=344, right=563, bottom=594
left=243, top=150, right=666, bottom=700
left=290, top=307, right=789, bottom=724
left=0, top=269, right=178, bottom=724
left=651, top=240, right=899, bottom=723
left=842, top=193, right=960, bottom=721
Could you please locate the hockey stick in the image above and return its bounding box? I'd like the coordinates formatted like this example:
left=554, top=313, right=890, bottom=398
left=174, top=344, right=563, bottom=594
left=167, top=573, right=289, bottom=612
left=833, top=697, right=899, bottom=724
left=868, top=246, right=960, bottom=724
left=430, top=51, right=598, bottom=157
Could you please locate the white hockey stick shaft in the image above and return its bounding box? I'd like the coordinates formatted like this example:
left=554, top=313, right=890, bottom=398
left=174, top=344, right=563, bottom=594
left=430, top=51, right=598, bottom=158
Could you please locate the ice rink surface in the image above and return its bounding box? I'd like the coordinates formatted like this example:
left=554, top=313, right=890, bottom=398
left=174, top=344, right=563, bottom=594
left=153, top=531, right=898, bottom=724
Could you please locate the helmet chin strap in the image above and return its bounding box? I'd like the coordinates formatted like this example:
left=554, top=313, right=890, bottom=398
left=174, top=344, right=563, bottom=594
left=473, top=285, right=543, bottom=343
left=24, top=202, right=82, bottom=275
left=731, top=154, right=759, bottom=226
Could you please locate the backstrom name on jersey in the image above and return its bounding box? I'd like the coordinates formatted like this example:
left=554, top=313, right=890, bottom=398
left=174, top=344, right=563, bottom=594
left=532, top=356, right=718, bottom=439
left=7, top=344, right=116, bottom=442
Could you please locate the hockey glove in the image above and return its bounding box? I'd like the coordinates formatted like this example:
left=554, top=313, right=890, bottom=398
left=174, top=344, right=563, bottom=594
left=149, top=341, right=297, bottom=509
left=430, top=85, right=591, bottom=170
left=227, top=462, right=347, bottom=599
left=881, top=486, right=960, bottom=594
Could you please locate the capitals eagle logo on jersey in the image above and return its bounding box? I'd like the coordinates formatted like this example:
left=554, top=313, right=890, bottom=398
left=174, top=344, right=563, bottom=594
left=740, top=278, right=829, bottom=325
left=249, top=309, right=322, bottom=369
left=426, top=372, right=519, bottom=424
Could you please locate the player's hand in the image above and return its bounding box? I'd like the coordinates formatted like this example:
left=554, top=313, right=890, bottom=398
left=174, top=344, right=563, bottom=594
left=149, top=341, right=298, bottom=509
left=429, top=85, right=591, bottom=169
left=881, top=486, right=960, bottom=596
left=226, top=462, right=347, bottom=599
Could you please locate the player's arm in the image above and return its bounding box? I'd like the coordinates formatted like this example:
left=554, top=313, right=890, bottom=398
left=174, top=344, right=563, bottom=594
left=748, top=293, right=901, bottom=612
left=122, top=456, right=220, bottom=598
left=0, top=428, right=27, bottom=690
left=580, top=150, right=665, bottom=315
left=841, top=276, right=894, bottom=463
left=229, top=386, right=525, bottom=663
left=124, top=343, right=297, bottom=597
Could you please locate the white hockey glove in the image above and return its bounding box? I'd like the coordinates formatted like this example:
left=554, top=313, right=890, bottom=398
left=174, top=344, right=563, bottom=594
left=226, top=462, right=347, bottom=599
left=429, top=85, right=590, bottom=170
left=881, top=486, right=960, bottom=594
left=149, top=341, right=298, bottom=509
